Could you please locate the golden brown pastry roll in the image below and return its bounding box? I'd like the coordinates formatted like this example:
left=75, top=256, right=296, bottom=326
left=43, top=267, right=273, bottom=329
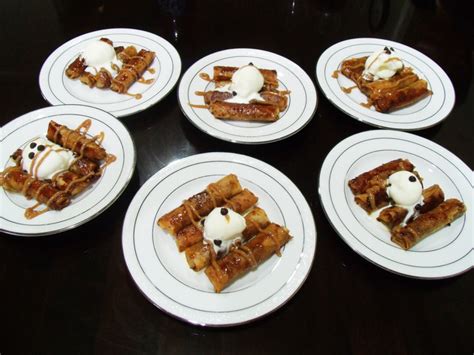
left=377, top=206, right=408, bottom=229
left=157, top=174, right=242, bottom=236
left=348, top=159, right=414, bottom=195
left=205, top=223, right=291, bottom=293
left=111, top=49, right=155, bottom=93
left=354, top=185, right=390, bottom=214
left=209, top=101, right=280, bottom=122
left=420, top=184, right=445, bottom=213
left=46, top=121, right=107, bottom=162
left=175, top=189, right=258, bottom=252
left=391, top=199, right=466, bottom=250
left=0, top=166, right=71, bottom=211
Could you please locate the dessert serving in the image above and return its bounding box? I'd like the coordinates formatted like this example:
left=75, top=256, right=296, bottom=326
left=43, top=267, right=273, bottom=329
left=65, top=37, right=155, bottom=99
left=190, top=63, right=290, bottom=122
left=348, top=159, right=466, bottom=250
left=337, top=46, right=432, bottom=112
left=157, top=174, right=292, bottom=292
left=0, top=119, right=116, bottom=219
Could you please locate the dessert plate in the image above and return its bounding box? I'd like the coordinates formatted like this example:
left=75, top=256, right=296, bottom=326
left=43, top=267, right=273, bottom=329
left=319, top=130, right=472, bottom=278
left=316, top=38, right=455, bottom=130
left=178, top=48, right=318, bottom=144
left=0, top=105, right=136, bottom=236
left=39, top=28, right=181, bottom=117
left=122, top=152, right=316, bottom=326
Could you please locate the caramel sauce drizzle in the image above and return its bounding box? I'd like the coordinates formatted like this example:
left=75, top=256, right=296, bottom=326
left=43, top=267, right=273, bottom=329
left=147, top=68, right=156, bottom=74
left=341, top=85, right=357, bottom=94
left=137, top=77, right=154, bottom=85
left=199, top=73, right=213, bottom=82
left=125, top=92, right=142, bottom=100
left=332, top=70, right=340, bottom=78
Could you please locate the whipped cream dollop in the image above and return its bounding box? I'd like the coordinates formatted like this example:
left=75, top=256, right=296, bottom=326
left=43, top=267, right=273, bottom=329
left=81, top=40, right=121, bottom=75
left=362, top=47, right=404, bottom=81
left=203, top=207, right=246, bottom=255
left=216, top=64, right=265, bottom=104
left=22, top=138, right=75, bottom=180
left=387, top=171, right=423, bottom=207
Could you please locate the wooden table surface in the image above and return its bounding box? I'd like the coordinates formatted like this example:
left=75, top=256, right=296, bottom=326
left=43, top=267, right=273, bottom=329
left=1, top=1, right=472, bottom=354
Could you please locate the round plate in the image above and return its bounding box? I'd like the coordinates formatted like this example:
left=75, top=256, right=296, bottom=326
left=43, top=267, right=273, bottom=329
left=39, top=28, right=181, bottom=117
left=316, top=38, right=455, bottom=130
left=178, top=48, right=318, bottom=144
left=319, top=130, right=472, bottom=278
left=0, top=105, right=136, bottom=236
left=122, top=152, right=316, bottom=326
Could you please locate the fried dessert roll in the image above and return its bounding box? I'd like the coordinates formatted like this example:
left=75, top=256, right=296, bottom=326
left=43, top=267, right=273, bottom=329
left=110, top=49, right=155, bottom=93
left=116, top=46, right=138, bottom=63
left=377, top=206, right=408, bottom=229
left=66, top=57, right=86, bottom=79
left=419, top=184, right=445, bottom=213
left=391, top=199, right=466, bottom=250
left=209, top=101, right=280, bottom=122
left=213, top=66, right=279, bottom=90
left=202, top=91, right=288, bottom=112
left=0, top=166, right=71, bottom=211
left=158, top=174, right=242, bottom=236
left=340, top=57, right=365, bottom=82
left=69, top=158, right=99, bottom=176
left=47, top=121, right=107, bottom=162
left=185, top=207, right=270, bottom=271
left=348, top=159, right=415, bottom=195
left=354, top=185, right=390, bottom=213
left=53, top=170, right=98, bottom=196
left=205, top=223, right=292, bottom=293
left=176, top=188, right=258, bottom=251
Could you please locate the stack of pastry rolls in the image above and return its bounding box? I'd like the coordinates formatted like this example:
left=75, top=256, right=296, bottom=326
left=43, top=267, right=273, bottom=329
left=157, top=174, right=292, bottom=292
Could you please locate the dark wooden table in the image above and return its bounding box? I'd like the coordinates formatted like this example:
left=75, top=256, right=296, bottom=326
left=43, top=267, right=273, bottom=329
left=1, top=1, right=472, bottom=354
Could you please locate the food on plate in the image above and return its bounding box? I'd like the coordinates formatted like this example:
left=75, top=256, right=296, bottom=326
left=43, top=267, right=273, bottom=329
left=65, top=37, right=155, bottom=99
left=157, top=175, right=292, bottom=292
left=391, top=199, right=466, bottom=250
left=348, top=159, right=466, bottom=249
left=337, top=46, right=432, bottom=112
left=205, top=223, right=291, bottom=293
left=190, top=63, right=290, bottom=122
left=0, top=119, right=116, bottom=219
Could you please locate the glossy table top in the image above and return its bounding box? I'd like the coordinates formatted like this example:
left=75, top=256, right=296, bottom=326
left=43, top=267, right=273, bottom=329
left=1, top=1, right=472, bottom=354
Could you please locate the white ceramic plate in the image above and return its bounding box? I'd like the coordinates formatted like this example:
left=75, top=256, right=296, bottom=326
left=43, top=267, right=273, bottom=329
left=39, top=28, right=181, bottom=117
left=178, top=48, right=318, bottom=144
left=316, top=38, right=455, bottom=130
left=319, top=130, right=473, bottom=278
left=122, top=152, right=316, bottom=326
left=0, top=105, right=136, bottom=236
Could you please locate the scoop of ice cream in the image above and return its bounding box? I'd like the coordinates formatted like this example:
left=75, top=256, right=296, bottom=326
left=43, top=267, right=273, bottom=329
left=362, top=48, right=404, bottom=81
left=387, top=171, right=423, bottom=206
left=81, top=40, right=121, bottom=74
left=22, top=138, right=75, bottom=180
left=203, top=207, right=246, bottom=254
left=228, top=64, right=264, bottom=103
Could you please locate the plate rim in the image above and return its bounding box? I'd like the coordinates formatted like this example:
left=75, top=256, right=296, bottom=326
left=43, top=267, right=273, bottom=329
left=122, top=152, right=317, bottom=326
left=38, top=28, right=182, bottom=118
left=177, top=47, right=318, bottom=144
left=0, top=104, right=137, bottom=237
left=318, top=129, right=473, bottom=279
left=315, top=37, right=456, bottom=131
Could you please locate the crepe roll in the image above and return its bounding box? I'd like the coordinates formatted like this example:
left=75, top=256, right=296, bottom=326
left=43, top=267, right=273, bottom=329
left=210, top=101, right=280, bottom=122
left=377, top=206, right=408, bottom=229
left=391, top=199, right=466, bottom=250
left=205, top=223, right=291, bottom=293
left=47, top=121, right=107, bottom=162
left=354, top=185, right=390, bottom=214
left=348, top=159, right=415, bottom=195
left=111, top=49, right=155, bottom=93
left=158, top=174, right=242, bottom=236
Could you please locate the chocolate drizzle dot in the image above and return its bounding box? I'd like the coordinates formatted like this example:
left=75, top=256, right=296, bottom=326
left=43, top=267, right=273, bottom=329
left=200, top=219, right=205, bottom=226
left=30, top=142, right=37, bottom=149
left=248, top=62, right=254, bottom=66
left=220, top=208, right=228, bottom=215
left=28, top=152, right=35, bottom=159
left=384, top=46, right=392, bottom=55
left=232, top=91, right=237, bottom=96
left=409, top=176, right=417, bottom=182
left=37, top=145, right=45, bottom=152
left=214, top=239, right=222, bottom=246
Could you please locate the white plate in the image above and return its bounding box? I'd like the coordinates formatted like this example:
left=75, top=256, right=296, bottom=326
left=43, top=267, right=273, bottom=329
left=316, top=38, right=455, bottom=130
left=0, top=105, right=136, bottom=236
left=122, top=152, right=316, bottom=326
left=319, top=130, right=473, bottom=279
left=39, top=28, right=181, bottom=117
left=178, top=48, right=318, bottom=144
